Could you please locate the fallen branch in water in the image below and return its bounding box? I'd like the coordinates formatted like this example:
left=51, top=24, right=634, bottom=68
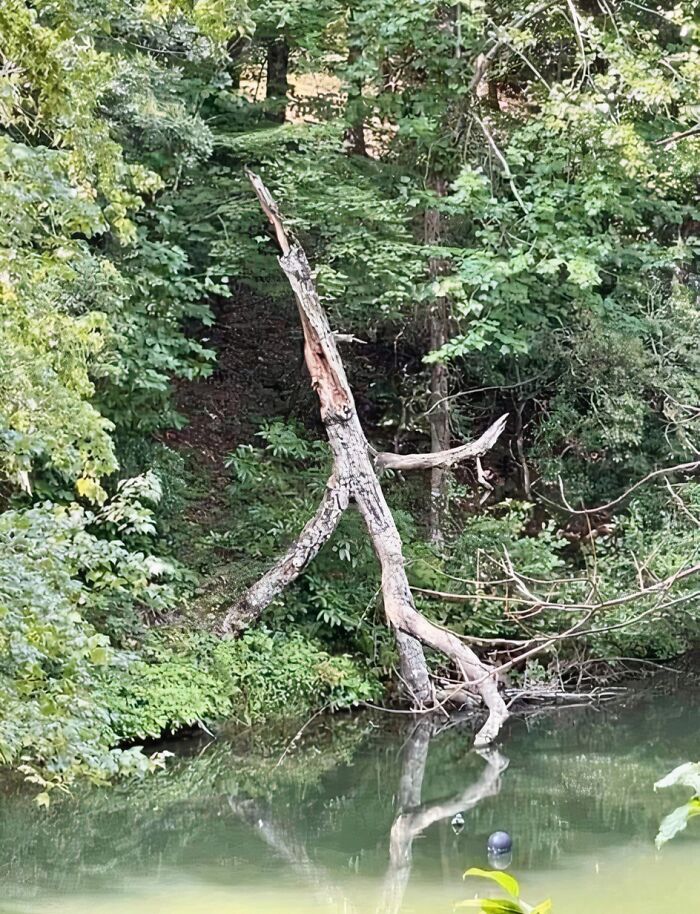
left=503, top=685, right=625, bottom=707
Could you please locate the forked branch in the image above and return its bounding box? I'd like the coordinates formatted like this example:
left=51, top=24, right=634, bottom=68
left=222, top=171, right=510, bottom=746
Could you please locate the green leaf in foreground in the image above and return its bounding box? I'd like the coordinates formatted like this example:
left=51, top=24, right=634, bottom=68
left=655, top=761, right=700, bottom=848
left=654, top=763, right=700, bottom=796
left=463, top=868, right=520, bottom=899
left=456, top=900, right=524, bottom=914
left=655, top=797, right=700, bottom=849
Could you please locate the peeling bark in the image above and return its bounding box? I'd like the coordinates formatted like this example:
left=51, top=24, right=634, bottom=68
left=222, top=172, right=509, bottom=746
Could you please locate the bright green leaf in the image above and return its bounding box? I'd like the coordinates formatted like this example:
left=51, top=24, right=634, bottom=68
left=464, top=868, right=520, bottom=898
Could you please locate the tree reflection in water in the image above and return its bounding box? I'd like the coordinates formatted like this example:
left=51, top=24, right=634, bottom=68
left=378, top=719, right=508, bottom=914
left=228, top=718, right=509, bottom=914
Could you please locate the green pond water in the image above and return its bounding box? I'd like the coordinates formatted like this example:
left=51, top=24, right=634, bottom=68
left=1, top=686, right=698, bottom=914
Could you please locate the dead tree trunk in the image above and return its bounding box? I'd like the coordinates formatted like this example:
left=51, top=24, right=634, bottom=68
left=221, top=171, right=509, bottom=747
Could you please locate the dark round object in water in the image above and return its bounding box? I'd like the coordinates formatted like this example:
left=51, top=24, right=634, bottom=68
left=487, top=831, right=513, bottom=854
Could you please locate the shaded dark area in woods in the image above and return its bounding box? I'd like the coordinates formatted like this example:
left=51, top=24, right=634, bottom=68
left=169, top=292, right=303, bottom=462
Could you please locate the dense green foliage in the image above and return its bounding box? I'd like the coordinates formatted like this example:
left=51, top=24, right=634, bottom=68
left=1, top=0, right=699, bottom=790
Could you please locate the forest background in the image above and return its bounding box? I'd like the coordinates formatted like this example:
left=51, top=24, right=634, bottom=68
left=1, top=0, right=699, bottom=796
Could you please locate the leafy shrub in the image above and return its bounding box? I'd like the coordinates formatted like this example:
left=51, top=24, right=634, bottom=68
left=104, top=627, right=381, bottom=739
left=0, top=498, right=174, bottom=795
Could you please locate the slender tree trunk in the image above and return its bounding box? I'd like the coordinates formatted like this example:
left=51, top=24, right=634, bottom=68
left=429, top=300, right=449, bottom=544
left=222, top=172, right=510, bottom=747
left=425, top=180, right=450, bottom=544
left=487, top=78, right=500, bottom=110
left=266, top=38, right=289, bottom=123
left=344, top=14, right=367, bottom=156
left=226, top=35, right=248, bottom=91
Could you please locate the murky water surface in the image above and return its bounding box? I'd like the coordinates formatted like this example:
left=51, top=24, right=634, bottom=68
left=1, top=687, right=697, bottom=913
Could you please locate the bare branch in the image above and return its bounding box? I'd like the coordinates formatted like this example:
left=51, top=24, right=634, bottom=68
left=539, top=460, right=700, bottom=516
left=333, top=332, right=367, bottom=344
left=664, top=477, right=700, bottom=528
left=375, top=413, right=508, bottom=471
left=473, top=115, right=528, bottom=212
left=221, top=480, right=347, bottom=634
left=245, top=167, right=291, bottom=255
left=416, top=560, right=700, bottom=616
left=655, top=123, right=700, bottom=147
left=469, top=0, right=560, bottom=93
left=413, top=558, right=700, bottom=675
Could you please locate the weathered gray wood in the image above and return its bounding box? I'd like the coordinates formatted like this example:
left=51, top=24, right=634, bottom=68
left=221, top=479, right=347, bottom=634
left=222, top=171, right=509, bottom=746
left=424, top=186, right=450, bottom=544
left=375, top=413, right=508, bottom=471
